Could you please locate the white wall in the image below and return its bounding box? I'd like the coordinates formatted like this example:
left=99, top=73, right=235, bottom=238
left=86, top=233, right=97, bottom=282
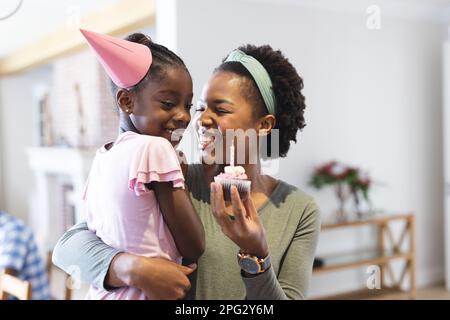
left=0, top=92, right=4, bottom=210
left=167, top=0, right=448, bottom=294
left=0, top=66, right=52, bottom=220
left=444, top=41, right=450, bottom=290
left=0, top=0, right=447, bottom=297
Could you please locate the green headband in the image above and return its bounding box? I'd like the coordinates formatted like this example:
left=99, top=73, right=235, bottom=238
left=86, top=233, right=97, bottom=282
left=225, top=49, right=276, bottom=115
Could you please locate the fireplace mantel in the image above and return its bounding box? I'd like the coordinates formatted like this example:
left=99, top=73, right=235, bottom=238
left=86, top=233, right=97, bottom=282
left=27, top=147, right=95, bottom=175
left=26, top=147, right=96, bottom=253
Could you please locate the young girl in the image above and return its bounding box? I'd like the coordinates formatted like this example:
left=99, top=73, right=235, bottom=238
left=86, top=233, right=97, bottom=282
left=79, top=29, right=204, bottom=300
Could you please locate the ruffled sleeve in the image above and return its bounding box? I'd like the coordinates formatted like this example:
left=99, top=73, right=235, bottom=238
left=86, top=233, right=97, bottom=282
left=82, top=174, right=90, bottom=201
left=129, top=136, right=185, bottom=196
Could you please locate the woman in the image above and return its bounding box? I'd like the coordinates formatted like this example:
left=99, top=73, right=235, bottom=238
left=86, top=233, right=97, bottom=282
left=53, top=44, right=321, bottom=300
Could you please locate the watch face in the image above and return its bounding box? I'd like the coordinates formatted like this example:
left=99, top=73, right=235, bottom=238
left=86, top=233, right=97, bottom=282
left=239, top=257, right=260, bottom=274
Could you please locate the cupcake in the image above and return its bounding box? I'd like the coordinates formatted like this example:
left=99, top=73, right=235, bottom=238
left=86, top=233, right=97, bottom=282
left=214, top=165, right=251, bottom=201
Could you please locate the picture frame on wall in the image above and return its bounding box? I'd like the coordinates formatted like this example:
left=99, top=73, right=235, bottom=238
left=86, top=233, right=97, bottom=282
left=32, top=83, right=54, bottom=147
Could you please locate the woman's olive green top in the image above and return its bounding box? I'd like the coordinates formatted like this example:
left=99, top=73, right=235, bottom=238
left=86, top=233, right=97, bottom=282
left=52, top=164, right=321, bottom=299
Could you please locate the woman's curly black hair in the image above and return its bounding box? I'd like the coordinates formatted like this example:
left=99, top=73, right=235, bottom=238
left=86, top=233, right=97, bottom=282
left=217, top=44, right=306, bottom=158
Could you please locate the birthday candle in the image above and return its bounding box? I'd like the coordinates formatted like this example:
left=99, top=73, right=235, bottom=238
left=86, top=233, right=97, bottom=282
left=230, top=143, right=235, bottom=167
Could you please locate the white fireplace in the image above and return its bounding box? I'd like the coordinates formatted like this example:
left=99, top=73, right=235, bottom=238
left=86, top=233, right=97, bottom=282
left=26, top=147, right=96, bottom=254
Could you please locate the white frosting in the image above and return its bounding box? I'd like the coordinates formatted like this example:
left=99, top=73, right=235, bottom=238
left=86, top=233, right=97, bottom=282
left=224, top=166, right=246, bottom=175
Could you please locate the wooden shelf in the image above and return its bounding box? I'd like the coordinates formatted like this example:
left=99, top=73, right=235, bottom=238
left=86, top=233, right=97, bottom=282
left=321, top=212, right=413, bottom=230
left=312, top=212, right=416, bottom=299
left=313, top=249, right=413, bottom=274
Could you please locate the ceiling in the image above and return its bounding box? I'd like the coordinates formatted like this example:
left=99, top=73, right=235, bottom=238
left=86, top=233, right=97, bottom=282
left=0, top=0, right=119, bottom=57
left=1, top=0, right=450, bottom=58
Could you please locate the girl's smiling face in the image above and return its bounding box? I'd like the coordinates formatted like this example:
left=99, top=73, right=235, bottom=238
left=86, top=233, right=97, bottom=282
left=118, top=67, right=193, bottom=147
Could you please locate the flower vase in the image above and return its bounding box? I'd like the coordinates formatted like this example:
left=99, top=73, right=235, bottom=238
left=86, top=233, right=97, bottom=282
left=335, top=182, right=349, bottom=222
left=352, top=189, right=363, bottom=219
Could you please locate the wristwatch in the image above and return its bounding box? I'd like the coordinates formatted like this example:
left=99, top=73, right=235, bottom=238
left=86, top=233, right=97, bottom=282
left=237, top=251, right=271, bottom=274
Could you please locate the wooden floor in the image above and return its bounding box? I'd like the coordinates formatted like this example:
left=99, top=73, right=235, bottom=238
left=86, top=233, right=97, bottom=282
left=312, top=284, right=450, bottom=300
left=414, top=284, right=450, bottom=300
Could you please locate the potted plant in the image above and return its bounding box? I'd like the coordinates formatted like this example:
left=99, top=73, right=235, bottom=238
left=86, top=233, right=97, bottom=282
left=346, top=168, right=371, bottom=217
left=310, top=161, right=372, bottom=221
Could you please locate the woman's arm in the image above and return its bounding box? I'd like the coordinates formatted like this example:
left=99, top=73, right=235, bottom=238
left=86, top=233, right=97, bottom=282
left=52, top=222, right=122, bottom=290
left=242, top=200, right=321, bottom=300
left=149, top=182, right=205, bottom=262
left=52, top=222, right=196, bottom=299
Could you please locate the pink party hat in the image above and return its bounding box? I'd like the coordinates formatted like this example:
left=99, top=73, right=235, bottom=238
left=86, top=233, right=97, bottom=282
left=80, top=29, right=152, bottom=88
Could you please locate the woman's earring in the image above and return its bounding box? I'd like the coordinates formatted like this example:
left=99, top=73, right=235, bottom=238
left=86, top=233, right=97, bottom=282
left=125, top=108, right=131, bottom=114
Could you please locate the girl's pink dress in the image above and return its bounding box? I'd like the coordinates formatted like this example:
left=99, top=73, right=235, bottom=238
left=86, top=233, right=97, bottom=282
left=83, top=131, right=184, bottom=299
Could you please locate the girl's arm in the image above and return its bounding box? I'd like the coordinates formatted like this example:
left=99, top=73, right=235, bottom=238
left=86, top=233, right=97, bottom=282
left=149, top=181, right=205, bottom=262
left=135, top=139, right=204, bottom=261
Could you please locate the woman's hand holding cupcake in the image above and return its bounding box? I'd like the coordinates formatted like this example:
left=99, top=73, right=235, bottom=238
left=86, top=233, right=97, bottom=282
left=210, top=182, right=269, bottom=259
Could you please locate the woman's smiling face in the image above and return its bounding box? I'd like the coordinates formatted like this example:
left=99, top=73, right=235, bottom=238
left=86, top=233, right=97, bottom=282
left=195, top=70, right=262, bottom=164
